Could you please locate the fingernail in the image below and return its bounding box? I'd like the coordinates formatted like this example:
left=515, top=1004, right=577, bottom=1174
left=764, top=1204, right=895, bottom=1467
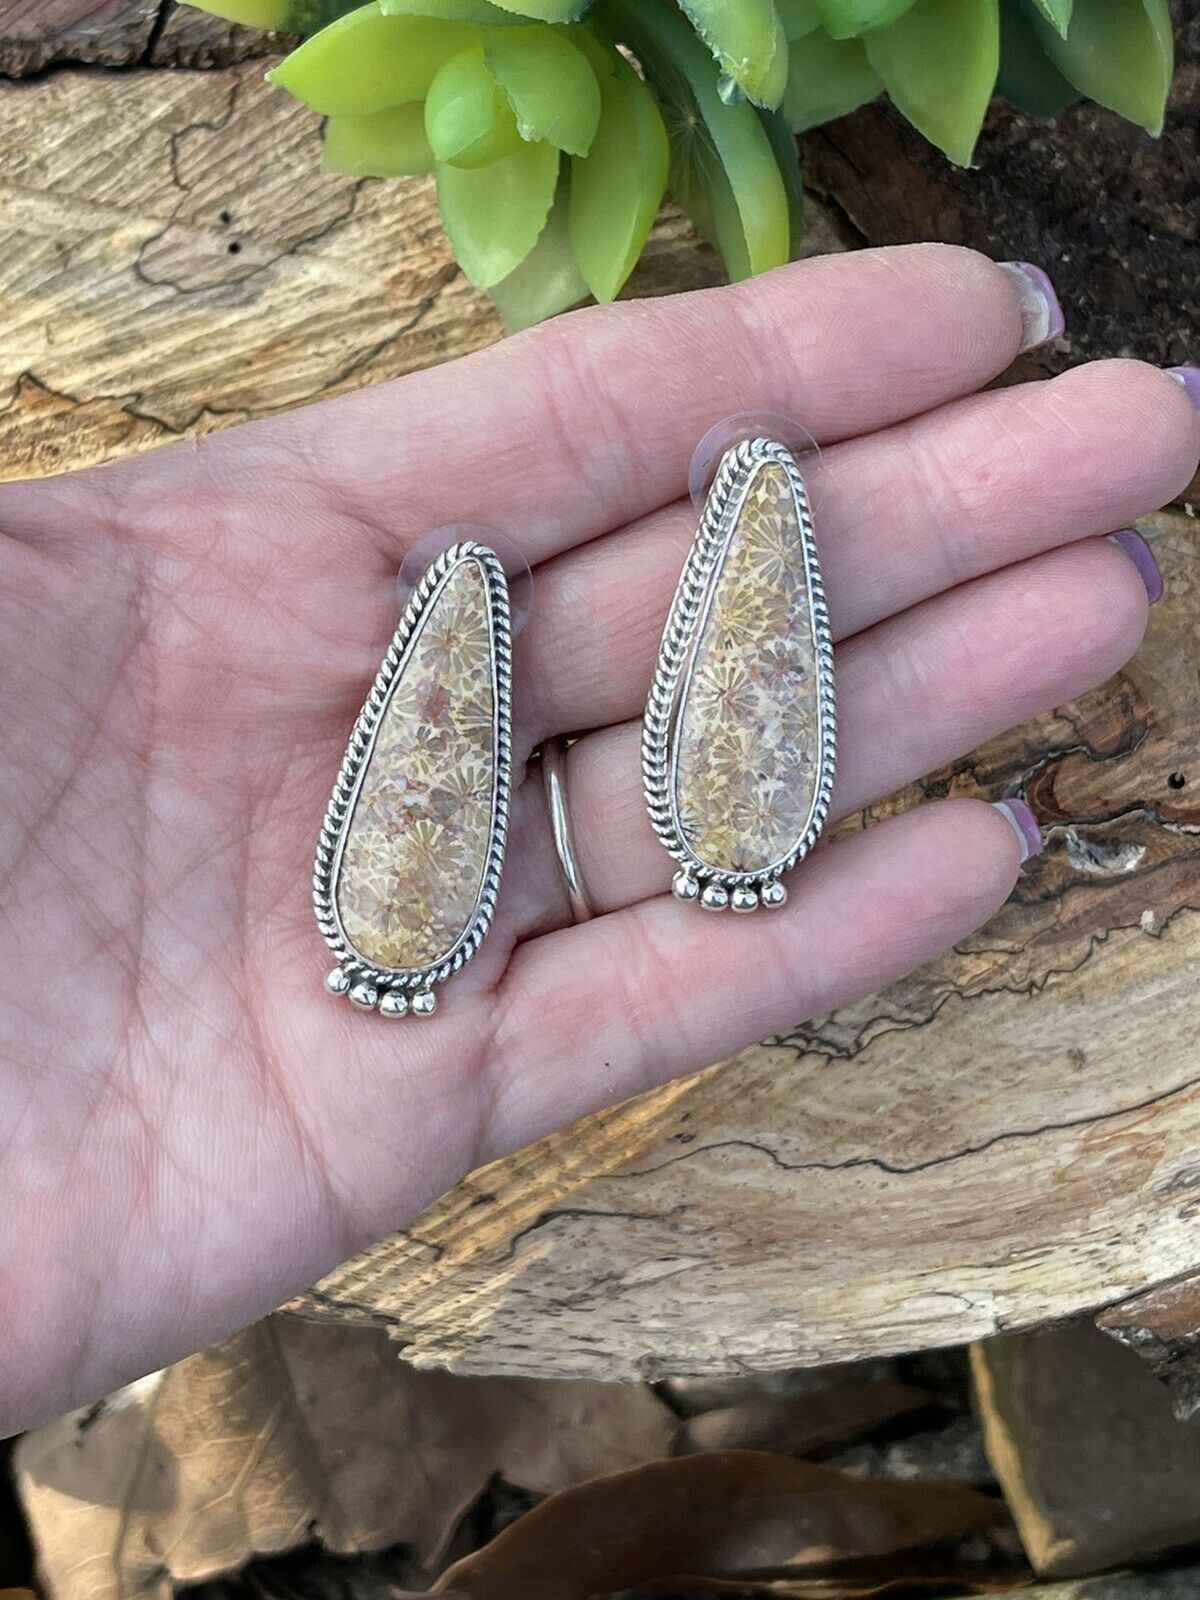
left=992, top=798, right=1043, bottom=863
left=1109, top=528, right=1164, bottom=605
left=1166, top=366, right=1200, bottom=414
left=998, top=261, right=1065, bottom=352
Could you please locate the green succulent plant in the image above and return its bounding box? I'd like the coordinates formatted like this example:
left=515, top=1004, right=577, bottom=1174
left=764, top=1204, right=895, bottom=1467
left=187, top=0, right=1174, bottom=327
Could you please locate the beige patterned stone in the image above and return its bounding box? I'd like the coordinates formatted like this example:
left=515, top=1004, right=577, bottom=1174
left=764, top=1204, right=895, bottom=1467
left=335, top=559, right=496, bottom=970
left=672, top=462, right=820, bottom=875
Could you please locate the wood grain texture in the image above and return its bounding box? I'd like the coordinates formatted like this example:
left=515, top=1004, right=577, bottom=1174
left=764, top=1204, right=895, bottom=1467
left=3, top=52, right=1199, bottom=1378
left=0, top=1, right=156, bottom=74
left=150, top=6, right=289, bottom=68
left=0, top=60, right=723, bottom=482
left=0, top=62, right=492, bottom=476
left=0, top=1, right=282, bottom=73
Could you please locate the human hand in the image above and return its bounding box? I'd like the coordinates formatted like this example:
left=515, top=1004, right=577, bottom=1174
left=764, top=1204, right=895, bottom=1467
left=2, top=245, right=1196, bottom=1433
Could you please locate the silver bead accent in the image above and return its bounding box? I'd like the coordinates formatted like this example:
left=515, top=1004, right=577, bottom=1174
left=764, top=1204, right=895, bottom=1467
left=730, top=885, right=760, bottom=913
left=700, top=883, right=730, bottom=911
left=411, top=989, right=438, bottom=1017
left=761, top=880, right=788, bottom=909
left=379, top=989, right=410, bottom=1018
left=325, top=966, right=351, bottom=995
left=672, top=869, right=700, bottom=902
left=349, top=980, right=380, bottom=1009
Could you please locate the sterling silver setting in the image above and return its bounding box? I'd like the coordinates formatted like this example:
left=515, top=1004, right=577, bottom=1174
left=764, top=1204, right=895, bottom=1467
left=313, top=540, right=513, bottom=1014
left=642, top=437, right=836, bottom=911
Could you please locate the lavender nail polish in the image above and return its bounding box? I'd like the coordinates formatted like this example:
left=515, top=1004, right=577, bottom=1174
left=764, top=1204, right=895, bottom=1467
left=992, top=798, right=1043, bottom=863
left=1109, top=528, right=1165, bottom=605
left=1166, top=366, right=1200, bottom=413
left=998, top=261, right=1066, bottom=352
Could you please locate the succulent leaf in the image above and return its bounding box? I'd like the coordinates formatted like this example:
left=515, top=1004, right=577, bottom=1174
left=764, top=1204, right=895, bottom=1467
left=193, top=0, right=1180, bottom=328
left=436, top=139, right=560, bottom=287
left=865, top=0, right=999, bottom=166
left=996, top=0, right=1078, bottom=115
left=425, top=44, right=523, bottom=167
left=568, top=53, right=669, bottom=301
left=378, top=0, right=531, bottom=19
left=1025, top=0, right=1071, bottom=37
left=776, top=0, right=822, bottom=39
left=482, top=0, right=595, bottom=17
left=269, top=4, right=479, bottom=114
left=484, top=25, right=603, bottom=154
left=1024, top=0, right=1172, bottom=135
left=668, top=138, right=749, bottom=279
left=489, top=179, right=589, bottom=329
left=816, top=0, right=918, bottom=41
left=759, top=107, right=805, bottom=256
left=199, top=0, right=499, bottom=25
left=674, top=0, right=790, bottom=109
left=602, top=0, right=790, bottom=278
left=323, top=102, right=436, bottom=173
left=783, top=27, right=882, bottom=130
left=180, top=0, right=310, bottom=25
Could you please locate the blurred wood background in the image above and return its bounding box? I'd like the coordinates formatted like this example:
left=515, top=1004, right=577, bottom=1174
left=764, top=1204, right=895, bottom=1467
left=2, top=1, right=1199, bottom=1385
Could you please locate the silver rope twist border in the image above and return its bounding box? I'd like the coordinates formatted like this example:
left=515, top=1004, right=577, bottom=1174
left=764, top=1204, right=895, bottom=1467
left=313, top=540, right=513, bottom=995
left=641, top=437, right=837, bottom=893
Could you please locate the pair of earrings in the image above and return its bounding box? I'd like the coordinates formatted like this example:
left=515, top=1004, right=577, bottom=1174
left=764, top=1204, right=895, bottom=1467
left=313, top=430, right=836, bottom=1016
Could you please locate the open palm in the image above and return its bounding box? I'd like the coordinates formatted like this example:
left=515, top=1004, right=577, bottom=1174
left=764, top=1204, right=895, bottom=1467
left=2, top=245, right=1196, bottom=1434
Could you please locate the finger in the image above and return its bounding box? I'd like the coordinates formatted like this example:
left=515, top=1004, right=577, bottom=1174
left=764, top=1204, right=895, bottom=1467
left=0, top=246, right=1037, bottom=559
left=518, top=535, right=1148, bottom=928
left=521, top=359, right=1198, bottom=740
left=261, top=245, right=1035, bottom=566
left=487, top=798, right=1023, bottom=1159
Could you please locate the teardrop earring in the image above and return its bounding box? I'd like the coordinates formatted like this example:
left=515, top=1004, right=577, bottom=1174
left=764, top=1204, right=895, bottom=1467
left=642, top=433, right=836, bottom=912
left=314, top=539, right=513, bottom=1016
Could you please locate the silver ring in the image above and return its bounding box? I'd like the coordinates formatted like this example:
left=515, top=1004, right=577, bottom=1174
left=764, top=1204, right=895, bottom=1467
left=538, top=737, right=594, bottom=923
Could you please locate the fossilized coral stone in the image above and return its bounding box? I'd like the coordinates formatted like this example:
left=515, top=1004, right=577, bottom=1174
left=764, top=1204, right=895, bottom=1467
left=335, top=557, right=498, bottom=971
left=672, top=461, right=821, bottom=875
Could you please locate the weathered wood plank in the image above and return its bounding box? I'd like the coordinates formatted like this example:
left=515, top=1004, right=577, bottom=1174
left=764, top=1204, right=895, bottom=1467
left=151, top=5, right=288, bottom=67
left=0, top=1, right=281, bottom=74
left=0, top=61, right=723, bottom=481
left=0, top=1, right=157, bottom=74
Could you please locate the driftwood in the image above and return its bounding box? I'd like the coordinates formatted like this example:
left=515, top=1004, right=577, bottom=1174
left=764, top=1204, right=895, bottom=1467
left=0, top=1, right=285, bottom=74
left=2, top=28, right=1199, bottom=1379
left=0, top=57, right=723, bottom=481
left=0, top=1, right=159, bottom=74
